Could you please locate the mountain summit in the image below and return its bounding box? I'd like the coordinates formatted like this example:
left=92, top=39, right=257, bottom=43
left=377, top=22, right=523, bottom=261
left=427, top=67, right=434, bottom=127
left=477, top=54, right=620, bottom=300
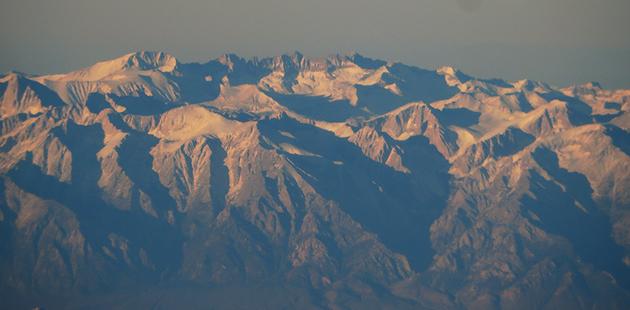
left=1, top=51, right=629, bottom=309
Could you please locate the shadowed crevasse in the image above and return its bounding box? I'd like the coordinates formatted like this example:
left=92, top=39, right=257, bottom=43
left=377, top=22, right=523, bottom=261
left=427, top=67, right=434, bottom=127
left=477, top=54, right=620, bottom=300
left=528, top=147, right=630, bottom=288
left=541, top=92, right=594, bottom=126
left=0, top=180, right=16, bottom=268
left=266, top=92, right=369, bottom=122
left=208, top=138, right=229, bottom=216
left=604, top=125, right=630, bottom=157
left=86, top=93, right=111, bottom=114
left=386, top=63, right=459, bottom=103
left=109, top=114, right=177, bottom=217
left=0, top=81, right=8, bottom=97
left=7, top=122, right=183, bottom=273
left=258, top=116, right=451, bottom=271
left=16, top=76, right=65, bottom=108
left=490, top=127, right=535, bottom=158
left=109, top=93, right=175, bottom=115
left=434, top=107, right=481, bottom=128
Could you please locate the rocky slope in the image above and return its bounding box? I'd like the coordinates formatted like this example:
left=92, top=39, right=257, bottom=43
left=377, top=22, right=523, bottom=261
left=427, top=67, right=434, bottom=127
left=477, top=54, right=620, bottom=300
left=1, top=51, right=629, bottom=309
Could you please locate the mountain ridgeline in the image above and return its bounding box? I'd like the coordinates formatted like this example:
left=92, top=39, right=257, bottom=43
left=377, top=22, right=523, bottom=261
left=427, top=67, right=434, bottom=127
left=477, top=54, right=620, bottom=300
left=1, top=51, right=629, bottom=309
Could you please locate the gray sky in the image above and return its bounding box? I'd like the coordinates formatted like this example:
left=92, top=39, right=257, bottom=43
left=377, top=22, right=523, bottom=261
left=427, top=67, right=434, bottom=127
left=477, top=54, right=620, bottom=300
left=1, top=0, right=629, bottom=88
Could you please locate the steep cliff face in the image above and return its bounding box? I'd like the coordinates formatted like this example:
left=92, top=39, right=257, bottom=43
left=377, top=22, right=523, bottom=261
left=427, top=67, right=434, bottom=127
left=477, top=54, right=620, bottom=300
left=1, top=52, right=629, bottom=309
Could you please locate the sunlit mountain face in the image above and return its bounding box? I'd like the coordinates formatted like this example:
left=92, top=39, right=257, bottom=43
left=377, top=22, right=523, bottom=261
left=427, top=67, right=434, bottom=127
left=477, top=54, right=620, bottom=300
left=1, top=51, right=629, bottom=309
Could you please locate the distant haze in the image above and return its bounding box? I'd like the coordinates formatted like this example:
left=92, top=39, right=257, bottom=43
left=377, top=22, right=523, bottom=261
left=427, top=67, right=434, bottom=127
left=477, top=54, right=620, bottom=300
left=1, top=0, right=629, bottom=88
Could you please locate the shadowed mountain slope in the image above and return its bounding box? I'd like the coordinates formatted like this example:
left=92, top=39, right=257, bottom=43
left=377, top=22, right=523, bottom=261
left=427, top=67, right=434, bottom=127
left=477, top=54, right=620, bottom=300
left=1, top=51, right=629, bottom=309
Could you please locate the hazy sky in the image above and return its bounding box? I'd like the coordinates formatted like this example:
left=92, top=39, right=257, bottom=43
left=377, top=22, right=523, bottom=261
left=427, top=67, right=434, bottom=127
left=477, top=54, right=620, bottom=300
left=1, top=0, right=629, bottom=88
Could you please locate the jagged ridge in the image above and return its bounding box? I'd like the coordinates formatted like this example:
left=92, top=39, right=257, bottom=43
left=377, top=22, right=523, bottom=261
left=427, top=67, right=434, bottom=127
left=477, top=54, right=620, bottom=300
left=1, top=51, right=629, bottom=309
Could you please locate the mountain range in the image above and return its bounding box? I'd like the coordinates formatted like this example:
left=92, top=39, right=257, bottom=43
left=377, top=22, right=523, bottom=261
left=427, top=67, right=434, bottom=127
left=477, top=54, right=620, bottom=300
left=1, top=51, right=629, bottom=309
